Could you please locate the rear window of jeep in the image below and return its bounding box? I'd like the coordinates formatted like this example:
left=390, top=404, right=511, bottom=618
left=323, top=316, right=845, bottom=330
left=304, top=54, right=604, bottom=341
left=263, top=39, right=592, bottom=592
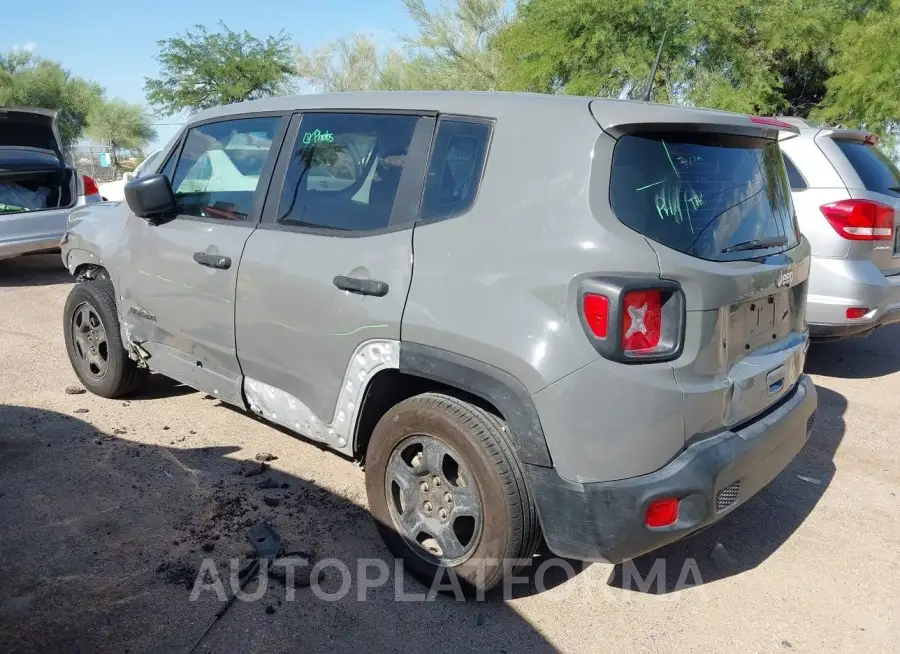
left=610, top=133, right=799, bottom=261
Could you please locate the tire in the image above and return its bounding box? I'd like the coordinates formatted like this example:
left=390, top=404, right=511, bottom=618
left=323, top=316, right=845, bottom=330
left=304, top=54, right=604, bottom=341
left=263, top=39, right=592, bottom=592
left=63, top=278, right=148, bottom=398
left=365, top=392, right=541, bottom=593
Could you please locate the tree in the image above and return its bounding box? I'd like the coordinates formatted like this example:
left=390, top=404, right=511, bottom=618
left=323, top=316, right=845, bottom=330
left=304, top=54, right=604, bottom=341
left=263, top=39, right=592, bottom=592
left=0, top=51, right=103, bottom=146
left=293, top=0, right=509, bottom=92
left=145, top=23, right=296, bottom=115
left=294, top=33, right=383, bottom=92
left=86, top=100, right=156, bottom=170
left=495, top=0, right=888, bottom=117
left=816, top=0, right=900, bottom=137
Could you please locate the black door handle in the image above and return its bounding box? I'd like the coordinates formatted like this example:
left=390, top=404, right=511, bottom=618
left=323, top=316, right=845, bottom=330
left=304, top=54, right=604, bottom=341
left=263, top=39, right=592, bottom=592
left=193, top=252, right=232, bottom=270
left=333, top=275, right=389, bottom=297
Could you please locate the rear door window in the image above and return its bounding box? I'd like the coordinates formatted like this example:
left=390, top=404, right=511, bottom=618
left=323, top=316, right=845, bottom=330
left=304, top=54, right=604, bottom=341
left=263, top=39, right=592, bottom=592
left=833, top=139, right=900, bottom=198
left=421, top=118, right=491, bottom=220
left=610, top=133, right=798, bottom=261
left=782, top=154, right=807, bottom=190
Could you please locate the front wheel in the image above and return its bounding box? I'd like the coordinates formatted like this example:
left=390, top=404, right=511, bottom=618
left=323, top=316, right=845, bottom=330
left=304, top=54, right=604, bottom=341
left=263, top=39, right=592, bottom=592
left=63, top=279, right=147, bottom=398
left=364, top=393, right=541, bottom=593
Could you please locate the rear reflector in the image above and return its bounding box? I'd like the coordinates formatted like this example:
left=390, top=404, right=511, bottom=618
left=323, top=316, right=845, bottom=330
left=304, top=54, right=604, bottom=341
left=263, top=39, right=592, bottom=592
left=820, top=200, right=894, bottom=241
left=582, top=293, right=610, bottom=339
left=846, top=307, right=869, bottom=319
left=81, top=174, right=100, bottom=197
left=645, top=498, right=679, bottom=528
left=622, top=289, right=662, bottom=352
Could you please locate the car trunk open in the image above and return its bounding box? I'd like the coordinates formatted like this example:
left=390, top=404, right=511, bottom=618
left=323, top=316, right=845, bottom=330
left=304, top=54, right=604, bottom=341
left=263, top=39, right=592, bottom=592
left=0, top=107, right=75, bottom=214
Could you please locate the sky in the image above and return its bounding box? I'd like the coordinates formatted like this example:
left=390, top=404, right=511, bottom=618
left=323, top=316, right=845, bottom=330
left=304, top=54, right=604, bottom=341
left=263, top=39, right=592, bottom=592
left=2, top=0, right=417, bottom=150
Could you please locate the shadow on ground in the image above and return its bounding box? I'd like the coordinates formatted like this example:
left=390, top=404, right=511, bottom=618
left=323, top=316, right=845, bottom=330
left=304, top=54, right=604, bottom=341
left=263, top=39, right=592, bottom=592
left=0, top=405, right=557, bottom=653
left=804, top=324, right=900, bottom=378
left=0, top=254, right=71, bottom=288
left=610, top=384, right=845, bottom=594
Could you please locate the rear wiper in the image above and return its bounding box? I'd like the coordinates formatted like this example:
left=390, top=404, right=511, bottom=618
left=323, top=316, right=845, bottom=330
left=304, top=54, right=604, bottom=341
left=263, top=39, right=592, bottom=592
left=888, top=186, right=900, bottom=193
left=721, top=236, right=788, bottom=253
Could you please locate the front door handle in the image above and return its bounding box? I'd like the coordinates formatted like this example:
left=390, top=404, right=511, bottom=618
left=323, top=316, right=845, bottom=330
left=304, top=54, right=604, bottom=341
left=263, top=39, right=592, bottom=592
left=193, top=252, right=231, bottom=270
left=333, top=275, right=389, bottom=297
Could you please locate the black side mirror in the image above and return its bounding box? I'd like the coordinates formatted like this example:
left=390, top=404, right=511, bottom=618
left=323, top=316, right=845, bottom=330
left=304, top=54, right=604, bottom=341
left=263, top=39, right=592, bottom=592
left=124, top=174, right=176, bottom=223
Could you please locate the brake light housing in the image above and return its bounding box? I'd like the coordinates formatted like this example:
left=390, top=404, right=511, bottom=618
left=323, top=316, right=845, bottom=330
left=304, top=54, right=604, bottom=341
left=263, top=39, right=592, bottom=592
left=79, top=173, right=100, bottom=197
left=578, top=277, right=685, bottom=363
left=820, top=199, right=894, bottom=241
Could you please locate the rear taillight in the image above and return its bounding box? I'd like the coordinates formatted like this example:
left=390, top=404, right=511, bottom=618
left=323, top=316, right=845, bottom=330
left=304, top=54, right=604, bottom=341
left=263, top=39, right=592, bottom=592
left=820, top=200, right=894, bottom=241
left=582, top=293, right=610, bottom=339
left=622, top=290, right=662, bottom=353
left=80, top=174, right=100, bottom=197
left=578, top=278, right=684, bottom=363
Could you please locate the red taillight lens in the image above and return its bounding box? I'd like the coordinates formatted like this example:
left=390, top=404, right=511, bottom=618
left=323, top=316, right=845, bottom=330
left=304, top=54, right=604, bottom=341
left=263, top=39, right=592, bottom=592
left=622, top=289, right=662, bottom=352
left=583, top=293, right=610, bottom=339
left=820, top=200, right=894, bottom=241
left=645, top=497, right=679, bottom=528
left=81, top=174, right=100, bottom=197
left=846, top=307, right=869, bottom=319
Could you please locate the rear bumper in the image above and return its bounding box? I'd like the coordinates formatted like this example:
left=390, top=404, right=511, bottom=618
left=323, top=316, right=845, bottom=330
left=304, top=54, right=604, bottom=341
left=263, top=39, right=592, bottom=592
left=528, top=374, right=817, bottom=563
left=806, top=256, right=900, bottom=338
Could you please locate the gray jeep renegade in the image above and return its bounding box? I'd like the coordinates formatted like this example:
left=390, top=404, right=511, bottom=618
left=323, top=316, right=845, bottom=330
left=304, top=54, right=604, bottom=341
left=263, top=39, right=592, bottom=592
left=60, top=92, right=818, bottom=591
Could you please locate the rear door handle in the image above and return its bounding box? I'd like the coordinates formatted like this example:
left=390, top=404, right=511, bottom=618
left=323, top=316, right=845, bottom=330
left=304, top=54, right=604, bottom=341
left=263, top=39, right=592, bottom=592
left=333, top=275, right=389, bottom=297
left=193, top=252, right=231, bottom=270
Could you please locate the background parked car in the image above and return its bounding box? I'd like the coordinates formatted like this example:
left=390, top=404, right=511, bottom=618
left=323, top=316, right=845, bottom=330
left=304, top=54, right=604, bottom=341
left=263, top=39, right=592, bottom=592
left=0, top=107, right=102, bottom=260
left=97, top=149, right=162, bottom=202
left=779, top=118, right=900, bottom=340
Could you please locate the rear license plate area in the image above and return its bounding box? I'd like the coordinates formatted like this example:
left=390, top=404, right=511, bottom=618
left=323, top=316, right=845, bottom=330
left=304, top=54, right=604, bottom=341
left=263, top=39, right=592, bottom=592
left=747, top=295, right=777, bottom=339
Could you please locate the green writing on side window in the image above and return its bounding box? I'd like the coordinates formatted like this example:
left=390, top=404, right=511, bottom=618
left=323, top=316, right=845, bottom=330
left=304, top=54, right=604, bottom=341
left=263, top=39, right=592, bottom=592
left=302, top=129, right=335, bottom=145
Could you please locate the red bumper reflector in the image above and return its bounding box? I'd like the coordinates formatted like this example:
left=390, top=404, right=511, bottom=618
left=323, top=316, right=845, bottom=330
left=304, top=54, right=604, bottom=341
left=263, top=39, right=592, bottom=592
left=846, top=307, right=869, bottom=319
left=645, top=497, right=679, bottom=528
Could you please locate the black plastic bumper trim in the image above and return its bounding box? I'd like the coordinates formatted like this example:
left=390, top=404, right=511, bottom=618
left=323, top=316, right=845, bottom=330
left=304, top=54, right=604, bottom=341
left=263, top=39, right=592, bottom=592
left=526, top=375, right=817, bottom=563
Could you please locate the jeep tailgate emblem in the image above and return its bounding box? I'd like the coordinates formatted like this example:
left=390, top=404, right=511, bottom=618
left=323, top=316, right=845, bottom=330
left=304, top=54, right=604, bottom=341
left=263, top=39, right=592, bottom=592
left=776, top=268, right=794, bottom=288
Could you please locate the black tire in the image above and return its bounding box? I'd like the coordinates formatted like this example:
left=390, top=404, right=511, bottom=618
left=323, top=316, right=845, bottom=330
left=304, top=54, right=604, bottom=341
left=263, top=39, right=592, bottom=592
left=365, top=392, right=541, bottom=593
left=63, top=278, right=148, bottom=398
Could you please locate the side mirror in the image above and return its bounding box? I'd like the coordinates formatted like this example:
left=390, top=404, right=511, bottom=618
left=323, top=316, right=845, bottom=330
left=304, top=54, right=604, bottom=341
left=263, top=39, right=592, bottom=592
left=122, top=171, right=134, bottom=182
left=124, top=174, right=176, bottom=223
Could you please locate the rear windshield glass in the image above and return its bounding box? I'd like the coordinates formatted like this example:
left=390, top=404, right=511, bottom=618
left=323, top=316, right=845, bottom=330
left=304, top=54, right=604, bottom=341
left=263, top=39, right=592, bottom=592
left=610, top=133, right=799, bottom=261
left=833, top=139, right=900, bottom=198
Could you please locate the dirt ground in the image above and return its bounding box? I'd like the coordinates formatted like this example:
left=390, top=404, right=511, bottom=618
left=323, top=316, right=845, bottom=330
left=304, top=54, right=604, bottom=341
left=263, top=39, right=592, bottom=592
left=1, top=253, right=898, bottom=653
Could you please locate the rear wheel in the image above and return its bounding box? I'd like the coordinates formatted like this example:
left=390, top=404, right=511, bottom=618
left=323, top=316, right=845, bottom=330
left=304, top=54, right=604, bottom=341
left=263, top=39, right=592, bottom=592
left=63, top=279, right=147, bottom=398
left=365, top=392, right=541, bottom=593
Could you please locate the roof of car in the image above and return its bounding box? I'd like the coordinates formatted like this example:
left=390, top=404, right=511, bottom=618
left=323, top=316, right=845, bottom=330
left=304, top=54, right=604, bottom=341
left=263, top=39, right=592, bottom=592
left=190, top=91, right=766, bottom=130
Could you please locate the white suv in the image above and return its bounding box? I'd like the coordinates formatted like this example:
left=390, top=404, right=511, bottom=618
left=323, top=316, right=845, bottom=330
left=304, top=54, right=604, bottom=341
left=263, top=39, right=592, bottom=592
left=779, top=118, right=900, bottom=340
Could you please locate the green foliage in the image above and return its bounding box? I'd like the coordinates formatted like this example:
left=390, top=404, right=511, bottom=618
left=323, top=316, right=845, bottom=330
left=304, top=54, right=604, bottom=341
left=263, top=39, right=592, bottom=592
left=815, top=0, right=900, bottom=136
left=86, top=99, right=156, bottom=167
left=145, top=22, right=296, bottom=115
left=293, top=0, right=508, bottom=92
left=496, top=0, right=890, bottom=120
left=0, top=51, right=104, bottom=146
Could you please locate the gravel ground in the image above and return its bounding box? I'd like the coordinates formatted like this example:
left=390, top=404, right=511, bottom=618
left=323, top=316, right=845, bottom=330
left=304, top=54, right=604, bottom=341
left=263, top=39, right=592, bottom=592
left=1, top=254, right=898, bottom=653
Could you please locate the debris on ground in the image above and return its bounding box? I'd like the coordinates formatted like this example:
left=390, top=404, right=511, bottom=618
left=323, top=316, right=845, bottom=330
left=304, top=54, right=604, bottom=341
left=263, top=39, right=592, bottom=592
left=243, top=461, right=268, bottom=477
left=156, top=560, right=198, bottom=589
left=162, top=426, right=170, bottom=431
left=201, top=542, right=215, bottom=553
left=255, top=477, right=279, bottom=490
left=270, top=555, right=313, bottom=588
left=797, top=475, right=822, bottom=485
left=113, top=427, right=128, bottom=435
left=263, top=496, right=280, bottom=507
left=265, top=605, right=275, bottom=614
left=64, top=385, right=86, bottom=395
left=73, top=408, right=89, bottom=414
left=255, top=452, right=278, bottom=462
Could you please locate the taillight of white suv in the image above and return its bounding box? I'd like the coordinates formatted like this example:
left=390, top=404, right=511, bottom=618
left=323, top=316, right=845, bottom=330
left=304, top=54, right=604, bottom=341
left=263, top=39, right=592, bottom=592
left=819, top=199, right=894, bottom=241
